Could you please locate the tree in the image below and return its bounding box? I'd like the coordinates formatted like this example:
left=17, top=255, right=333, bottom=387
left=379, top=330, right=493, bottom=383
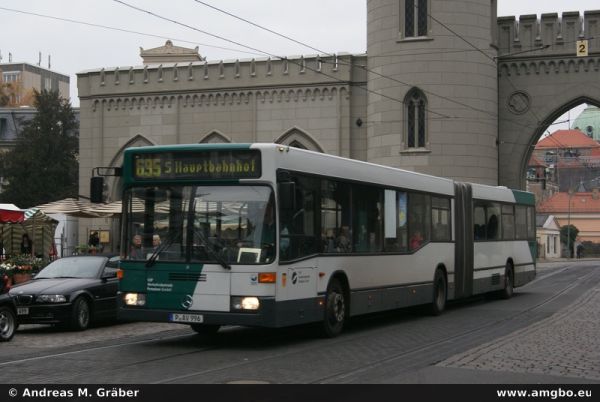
left=0, top=90, right=78, bottom=208
left=560, top=224, right=579, bottom=258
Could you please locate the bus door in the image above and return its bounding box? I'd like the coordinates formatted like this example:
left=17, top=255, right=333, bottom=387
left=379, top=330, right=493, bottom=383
left=454, top=183, right=474, bottom=299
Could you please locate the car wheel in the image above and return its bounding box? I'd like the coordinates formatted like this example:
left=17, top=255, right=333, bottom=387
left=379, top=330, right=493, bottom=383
left=322, top=278, right=347, bottom=338
left=70, top=297, right=91, bottom=331
left=0, top=305, right=17, bottom=342
left=430, top=269, right=447, bottom=316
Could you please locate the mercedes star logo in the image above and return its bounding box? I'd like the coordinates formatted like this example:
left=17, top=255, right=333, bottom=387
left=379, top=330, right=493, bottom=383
left=181, top=295, right=194, bottom=309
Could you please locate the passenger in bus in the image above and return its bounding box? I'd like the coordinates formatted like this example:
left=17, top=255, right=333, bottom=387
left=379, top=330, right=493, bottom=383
left=409, top=231, right=423, bottom=250
left=336, top=226, right=351, bottom=253
left=152, top=234, right=161, bottom=251
left=129, top=234, right=144, bottom=259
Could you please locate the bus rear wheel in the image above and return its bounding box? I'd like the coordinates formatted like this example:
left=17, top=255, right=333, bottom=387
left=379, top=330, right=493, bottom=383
left=499, top=263, right=514, bottom=299
left=322, top=278, right=347, bottom=338
left=430, top=270, right=447, bottom=316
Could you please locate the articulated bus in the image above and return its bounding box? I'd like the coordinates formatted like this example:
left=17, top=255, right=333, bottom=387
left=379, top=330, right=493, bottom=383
left=116, top=143, right=536, bottom=337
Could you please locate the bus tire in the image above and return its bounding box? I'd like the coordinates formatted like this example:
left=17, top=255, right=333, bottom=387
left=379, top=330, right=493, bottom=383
left=190, top=324, right=220, bottom=340
left=322, top=278, right=347, bottom=338
left=499, top=263, right=514, bottom=300
left=70, top=297, right=91, bottom=331
left=0, top=305, right=16, bottom=342
left=430, top=269, right=447, bottom=316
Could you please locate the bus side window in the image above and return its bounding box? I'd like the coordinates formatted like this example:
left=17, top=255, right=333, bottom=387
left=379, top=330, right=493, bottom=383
left=408, top=192, right=431, bottom=251
left=279, top=174, right=318, bottom=261
left=473, top=204, right=486, bottom=241
left=502, top=204, right=514, bottom=240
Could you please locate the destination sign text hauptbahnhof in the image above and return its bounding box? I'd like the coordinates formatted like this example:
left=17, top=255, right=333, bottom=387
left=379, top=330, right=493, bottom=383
left=133, top=150, right=261, bottom=180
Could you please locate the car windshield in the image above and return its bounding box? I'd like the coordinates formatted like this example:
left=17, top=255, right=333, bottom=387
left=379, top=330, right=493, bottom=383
left=35, top=257, right=105, bottom=279
left=124, top=185, right=276, bottom=264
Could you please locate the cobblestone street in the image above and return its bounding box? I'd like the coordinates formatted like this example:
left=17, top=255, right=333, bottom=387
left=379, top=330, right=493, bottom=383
left=440, top=262, right=600, bottom=381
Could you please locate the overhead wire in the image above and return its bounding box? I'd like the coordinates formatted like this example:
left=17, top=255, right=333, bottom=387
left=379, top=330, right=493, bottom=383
left=112, top=0, right=454, bottom=119
left=0, top=6, right=262, bottom=57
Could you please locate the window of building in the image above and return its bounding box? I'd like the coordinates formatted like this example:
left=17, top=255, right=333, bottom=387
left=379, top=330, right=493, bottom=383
left=405, top=88, right=427, bottom=149
left=2, top=72, right=20, bottom=83
left=402, top=0, right=429, bottom=38
left=0, top=118, right=7, bottom=138
left=44, top=77, right=53, bottom=91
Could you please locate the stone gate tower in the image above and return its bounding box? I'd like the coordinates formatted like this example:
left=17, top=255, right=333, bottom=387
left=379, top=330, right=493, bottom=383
left=367, top=0, right=499, bottom=185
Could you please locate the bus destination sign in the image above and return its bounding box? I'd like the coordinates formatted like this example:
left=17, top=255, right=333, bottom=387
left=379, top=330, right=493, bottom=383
left=133, top=150, right=261, bottom=180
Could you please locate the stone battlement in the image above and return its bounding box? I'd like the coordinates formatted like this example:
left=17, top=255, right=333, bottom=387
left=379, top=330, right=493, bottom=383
left=497, top=11, right=600, bottom=58
left=77, top=53, right=365, bottom=99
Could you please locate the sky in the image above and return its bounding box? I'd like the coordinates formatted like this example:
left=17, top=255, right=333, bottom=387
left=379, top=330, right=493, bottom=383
left=1, top=0, right=598, bottom=128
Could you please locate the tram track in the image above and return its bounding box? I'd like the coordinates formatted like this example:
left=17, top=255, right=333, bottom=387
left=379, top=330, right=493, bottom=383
left=2, top=264, right=596, bottom=384
left=154, top=264, right=599, bottom=384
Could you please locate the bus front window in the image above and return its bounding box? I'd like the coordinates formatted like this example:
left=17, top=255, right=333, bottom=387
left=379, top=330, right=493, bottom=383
left=124, top=185, right=275, bottom=265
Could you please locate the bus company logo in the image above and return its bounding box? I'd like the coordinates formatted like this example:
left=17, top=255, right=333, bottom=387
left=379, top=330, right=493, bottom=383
left=181, top=295, right=194, bottom=309
left=291, top=272, right=298, bottom=285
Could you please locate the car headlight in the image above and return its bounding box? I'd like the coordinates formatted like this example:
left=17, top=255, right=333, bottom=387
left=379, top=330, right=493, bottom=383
left=124, top=293, right=146, bottom=306
left=37, top=294, right=67, bottom=303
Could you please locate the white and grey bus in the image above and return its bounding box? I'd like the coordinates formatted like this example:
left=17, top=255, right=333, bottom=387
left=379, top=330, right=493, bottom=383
left=117, top=143, right=536, bottom=337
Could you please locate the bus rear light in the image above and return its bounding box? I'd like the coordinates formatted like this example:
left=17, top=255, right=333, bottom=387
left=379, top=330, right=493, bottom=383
left=258, top=273, right=276, bottom=283
left=124, top=293, right=146, bottom=306
left=117, top=269, right=124, bottom=280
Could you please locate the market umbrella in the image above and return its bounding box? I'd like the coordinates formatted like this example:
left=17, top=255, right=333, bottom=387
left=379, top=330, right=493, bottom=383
left=0, top=203, right=24, bottom=223
left=35, top=198, right=102, bottom=218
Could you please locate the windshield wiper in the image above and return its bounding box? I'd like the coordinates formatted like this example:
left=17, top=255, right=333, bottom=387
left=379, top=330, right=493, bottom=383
left=146, top=231, right=179, bottom=268
left=193, top=226, right=231, bottom=270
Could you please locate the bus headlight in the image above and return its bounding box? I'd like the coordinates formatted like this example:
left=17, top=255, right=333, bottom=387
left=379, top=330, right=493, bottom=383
left=231, top=296, right=260, bottom=311
left=124, top=293, right=146, bottom=306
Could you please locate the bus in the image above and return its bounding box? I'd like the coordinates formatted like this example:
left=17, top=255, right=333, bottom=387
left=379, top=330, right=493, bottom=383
left=115, top=143, right=536, bottom=337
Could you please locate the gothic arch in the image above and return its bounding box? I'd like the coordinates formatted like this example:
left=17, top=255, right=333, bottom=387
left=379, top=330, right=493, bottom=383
left=520, top=96, right=600, bottom=190
left=199, top=130, right=232, bottom=144
left=275, top=127, right=324, bottom=152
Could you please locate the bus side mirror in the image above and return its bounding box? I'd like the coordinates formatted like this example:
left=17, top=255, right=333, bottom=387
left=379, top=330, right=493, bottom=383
left=278, top=182, right=296, bottom=211
left=90, top=176, right=104, bottom=203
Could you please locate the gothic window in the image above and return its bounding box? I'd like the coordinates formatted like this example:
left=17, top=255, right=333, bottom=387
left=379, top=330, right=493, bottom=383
left=402, top=0, right=429, bottom=38
left=199, top=131, right=231, bottom=144
left=405, top=88, right=427, bottom=149
left=289, top=140, right=307, bottom=150
left=275, top=128, right=324, bottom=153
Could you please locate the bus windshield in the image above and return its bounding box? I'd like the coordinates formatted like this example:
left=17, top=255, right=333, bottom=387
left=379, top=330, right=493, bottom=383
left=124, top=185, right=276, bottom=265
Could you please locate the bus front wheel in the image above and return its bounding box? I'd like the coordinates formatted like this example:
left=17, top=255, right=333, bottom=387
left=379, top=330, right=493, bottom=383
left=430, top=270, right=447, bottom=316
left=190, top=324, right=220, bottom=340
left=322, top=278, right=347, bottom=338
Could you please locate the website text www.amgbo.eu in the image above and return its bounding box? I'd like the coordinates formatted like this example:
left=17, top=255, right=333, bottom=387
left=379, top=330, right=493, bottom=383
left=497, top=388, right=592, bottom=400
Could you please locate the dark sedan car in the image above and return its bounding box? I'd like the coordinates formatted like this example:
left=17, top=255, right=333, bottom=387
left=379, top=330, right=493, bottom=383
left=0, top=293, right=17, bottom=341
left=9, top=256, right=119, bottom=331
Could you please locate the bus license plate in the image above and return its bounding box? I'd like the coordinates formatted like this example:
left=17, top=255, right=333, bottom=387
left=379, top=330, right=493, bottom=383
left=169, top=313, right=204, bottom=324
left=17, top=307, right=29, bottom=315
